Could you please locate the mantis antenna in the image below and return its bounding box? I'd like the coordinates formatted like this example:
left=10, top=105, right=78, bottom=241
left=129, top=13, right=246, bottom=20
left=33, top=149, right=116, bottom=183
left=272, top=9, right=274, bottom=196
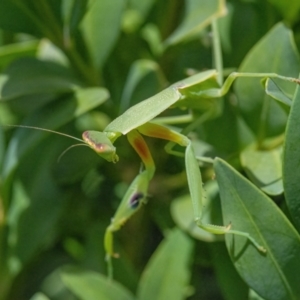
left=5, top=124, right=90, bottom=162
left=4, top=124, right=85, bottom=143
left=57, top=143, right=90, bottom=162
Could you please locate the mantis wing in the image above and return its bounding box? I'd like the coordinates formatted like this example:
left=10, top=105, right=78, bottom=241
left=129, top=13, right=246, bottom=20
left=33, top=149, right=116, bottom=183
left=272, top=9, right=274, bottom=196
left=105, top=70, right=218, bottom=135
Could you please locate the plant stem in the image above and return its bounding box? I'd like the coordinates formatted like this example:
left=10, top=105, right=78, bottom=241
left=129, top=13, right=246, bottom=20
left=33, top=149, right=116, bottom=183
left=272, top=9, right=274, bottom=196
left=212, top=18, right=223, bottom=86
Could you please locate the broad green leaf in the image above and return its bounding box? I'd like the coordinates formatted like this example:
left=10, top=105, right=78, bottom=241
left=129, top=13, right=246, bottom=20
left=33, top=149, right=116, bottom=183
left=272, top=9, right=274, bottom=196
left=137, top=228, right=193, bottom=300
left=283, top=84, right=300, bottom=231
left=6, top=181, right=30, bottom=272
left=61, top=267, right=135, bottom=300
left=268, top=0, right=300, bottom=23
left=0, top=1, right=39, bottom=35
left=5, top=131, right=84, bottom=271
left=81, top=0, right=126, bottom=69
left=0, top=125, right=4, bottom=172
left=265, top=78, right=292, bottom=107
left=122, top=0, right=155, bottom=33
left=80, top=220, right=140, bottom=291
left=1, top=87, right=109, bottom=190
left=171, top=181, right=223, bottom=242
left=240, top=145, right=283, bottom=195
left=141, top=24, right=164, bottom=57
left=52, top=144, right=100, bottom=186
left=235, top=23, right=300, bottom=137
left=128, top=0, right=155, bottom=18
left=37, top=40, right=69, bottom=66
left=165, top=0, right=227, bottom=46
left=203, top=99, right=241, bottom=154
left=6, top=144, right=67, bottom=268
left=62, top=0, right=88, bottom=33
left=249, top=289, right=266, bottom=300
left=105, top=70, right=217, bottom=134
left=122, top=9, right=144, bottom=34
left=5, top=94, right=57, bottom=117
left=30, top=293, right=50, bottom=300
left=0, top=58, right=80, bottom=101
left=210, top=243, right=248, bottom=300
left=214, top=158, right=300, bottom=300
left=119, top=59, right=163, bottom=113
left=0, top=41, right=38, bottom=70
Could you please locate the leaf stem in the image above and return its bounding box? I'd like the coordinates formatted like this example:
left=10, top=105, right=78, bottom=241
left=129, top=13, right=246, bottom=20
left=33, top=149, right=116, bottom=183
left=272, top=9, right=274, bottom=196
left=211, top=18, right=223, bottom=86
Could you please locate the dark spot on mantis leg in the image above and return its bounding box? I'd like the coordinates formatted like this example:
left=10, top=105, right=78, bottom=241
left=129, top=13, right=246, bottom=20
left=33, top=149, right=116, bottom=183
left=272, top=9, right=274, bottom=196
left=129, top=192, right=144, bottom=209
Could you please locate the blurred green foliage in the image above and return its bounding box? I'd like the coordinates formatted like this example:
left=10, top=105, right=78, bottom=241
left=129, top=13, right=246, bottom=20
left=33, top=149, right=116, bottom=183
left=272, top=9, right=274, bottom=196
left=1, top=1, right=300, bottom=299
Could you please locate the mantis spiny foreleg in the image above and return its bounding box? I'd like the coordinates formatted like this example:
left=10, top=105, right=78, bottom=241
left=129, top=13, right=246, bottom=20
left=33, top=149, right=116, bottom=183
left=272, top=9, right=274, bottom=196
left=104, top=129, right=156, bottom=278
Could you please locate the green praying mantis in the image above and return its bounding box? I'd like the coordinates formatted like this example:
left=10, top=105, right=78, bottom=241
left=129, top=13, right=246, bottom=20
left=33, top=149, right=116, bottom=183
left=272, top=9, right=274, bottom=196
left=10, top=69, right=300, bottom=279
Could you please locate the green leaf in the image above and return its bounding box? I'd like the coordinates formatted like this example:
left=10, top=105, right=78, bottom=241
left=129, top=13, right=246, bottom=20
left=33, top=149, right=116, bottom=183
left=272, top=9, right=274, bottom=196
left=165, top=0, right=227, bottom=46
left=265, top=78, right=292, bottom=107
left=0, top=58, right=81, bottom=101
left=1, top=87, right=109, bottom=191
left=240, top=145, right=283, bottom=195
left=0, top=1, right=39, bottom=35
left=119, top=59, right=163, bottom=113
left=80, top=0, right=126, bottom=69
left=0, top=125, right=4, bottom=173
left=249, top=289, right=267, bottom=300
left=7, top=144, right=67, bottom=267
left=128, top=0, right=155, bottom=18
left=210, top=243, right=248, bottom=300
left=122, top=0, right=156, bottom=33
left=0, top=41, right=38, bottom=71
left=61, top=267, right=135, bottom=300
left=268, top=0, right=300, bottom=23
left=235, top=23, right=300, bottom=137
left=62, top=0, right=88, bottom=33
left=203, top=100, right=242, bottom=154
left=137, top=228, right=193, bottom=300
left=6, top=181, right=30, bottom=267
left=141, top=24, right=164, bottom=57
left=283, top=84, right=300, bottom=231
left=214, top=158, right=300, bottom=300
left=29, top=292, right=50, bottom=300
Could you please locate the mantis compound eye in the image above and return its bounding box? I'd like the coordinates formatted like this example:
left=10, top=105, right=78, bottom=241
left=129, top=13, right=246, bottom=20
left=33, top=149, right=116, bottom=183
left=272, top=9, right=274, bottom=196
left=82, top=131, right=119, bottom=163
left=129, top=192, right=145, bottom=209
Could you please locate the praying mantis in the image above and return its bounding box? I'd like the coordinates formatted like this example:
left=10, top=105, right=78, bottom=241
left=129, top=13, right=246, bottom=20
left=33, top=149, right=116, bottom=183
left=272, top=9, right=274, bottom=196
left=10, top=69, right=300, bottom=279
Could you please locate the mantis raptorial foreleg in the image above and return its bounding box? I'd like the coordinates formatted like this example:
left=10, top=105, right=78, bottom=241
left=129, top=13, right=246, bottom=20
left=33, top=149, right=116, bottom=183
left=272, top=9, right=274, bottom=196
left=127, top=130, right=155, bottom=180
left=104, top=169, right=150, bottom=278
left=103, top=129, right=156, bottom=279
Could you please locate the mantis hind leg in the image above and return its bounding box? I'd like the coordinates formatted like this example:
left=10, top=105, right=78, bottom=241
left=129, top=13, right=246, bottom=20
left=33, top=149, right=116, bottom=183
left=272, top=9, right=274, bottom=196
left=137, top=122, right=266, bottom=253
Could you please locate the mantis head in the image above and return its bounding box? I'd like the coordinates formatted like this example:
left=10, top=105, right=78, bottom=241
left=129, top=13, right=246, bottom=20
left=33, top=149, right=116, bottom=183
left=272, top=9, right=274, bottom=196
left=82, top=131, right=119, bottom=163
